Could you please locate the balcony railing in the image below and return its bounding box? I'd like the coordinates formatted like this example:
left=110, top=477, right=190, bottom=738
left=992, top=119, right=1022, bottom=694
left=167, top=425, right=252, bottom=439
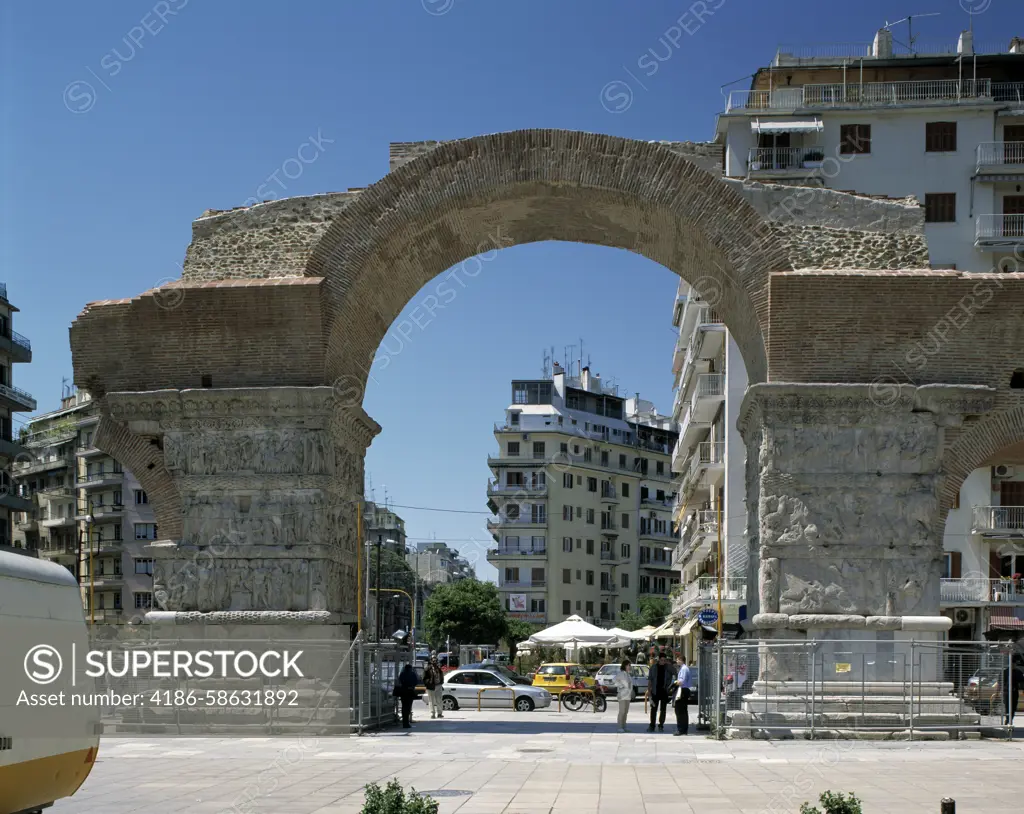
left=748, top=146, right=825, bottom=172
left=10, top=330, right=30, bottom=351
left=691, top=373, right=725, bottom=407
left=488, top=545, right=547, bottom=557
left=14, top=454, right=76, bottom=476
left=0, top=382, right=36, bottom=411
left=972, top=505, right=1024, bottom=533
left=501, top=580, right=546, bottom=589
left=77, top=471, right=125, bottom=486
left=487, top=515, right=547, bottom=528
left=674, top=576, right=747, bottom=610
left=976, top=215, right=1024, bottom=243
left=977, top=142, right=1024, bottom=169
left=727, top=78, right=994, bottom=112
left=600, top=582, right=617, bottom=593
left=994, top=82, right=1024, bottom=105
left=940, top=577, right=1024, bottom=604
left=600, top=550, right=618, bottom=561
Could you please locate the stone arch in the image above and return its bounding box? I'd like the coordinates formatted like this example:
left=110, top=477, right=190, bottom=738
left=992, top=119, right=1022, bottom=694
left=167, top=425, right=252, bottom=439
left=306, top=129, right=792, bottom=390
left=939, top=402, right=1024, bottom=514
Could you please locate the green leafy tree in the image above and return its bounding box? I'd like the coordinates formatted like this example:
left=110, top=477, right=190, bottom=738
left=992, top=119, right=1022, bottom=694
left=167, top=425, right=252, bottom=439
left=423, top=579, right=507, bottom=649
left=638, top=597, right=671, bottom=628
left=618, top=610, right=646, bottom=631
left=503, top=617, right=537, bottom=654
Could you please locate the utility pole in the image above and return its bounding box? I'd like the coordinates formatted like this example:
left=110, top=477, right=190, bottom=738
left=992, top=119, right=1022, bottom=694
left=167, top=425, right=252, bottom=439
left=375, top=537, right=383, bottom=643
left=86, top=494, right=95, bottom=627
left=716, top=489, right=723, bottom=637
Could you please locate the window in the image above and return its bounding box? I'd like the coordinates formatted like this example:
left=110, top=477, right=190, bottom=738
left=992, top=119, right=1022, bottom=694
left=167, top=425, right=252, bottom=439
left=840, top=124, right=871, bottom=154
left=601, top=450, right=609, bottom=466
left=586, top=539, right=594, bottom=555
left=532, top=441, right=545, bottom=459
left=619, top=453, right=627, bottom=469
left=639, top=575, right=651, bottom=593
left=926, top=122, right=957, bottom=152
left=509, top=411, right=520, bottom=425
left=506, top=504, right=520, bottom=520
left=134, top=557, right=154, bottom=575
left=507, top=441, right=520, bottom=457
left=621, top=603, right=630, bottom=613
left=512, top=381, right=552, bottom=405
left=134, top=489, right=149, bottom=505
left=507, top=472, right=524, bottom=486
left=113, top=525, right=122, bottom=541
left=563, top=599, right=571, bottom=615
left=576, top=569, right=581, bottom=579
left=560, top=443, right=568, bottom=453
left=563, top=536, right=573, bottom=553
left=113, top=490, right=122, bottom=506
left=587, top=477, right=597, bottom=492
left=576, top=506, right=582, bottom=518
left=562, top=568, right=571, bottom=584
left=134, top=523, right=157, bottom=540
left=576, top=600, right=581, bottom=611
left=621, top=513, right=629, bottom=529
left=586, top=570, right=595, bottom=586
left=504, top=567, right=520, bottom=582
left=563, top=472, right=573, bottom=488
left=586, top=508, right=595, bottom=524
left=600, top=602, right=609, bottom=619
left=531, top=598, right=545, bottom=613
left=621, top=543, right=631, bottom=559
left=135, top=592, right=154, bottom=609
left=654, top=577, right=667, bottom=594
left=621, top=483, right=629, bottom=498
left=531, top=567, right=544, bottom=584
left=656, top=461, right=664, bottom=476
left=942, top=551, right=962, bottom=579
left=585, top=601, right=594, bottom=616
left=925, top=193, right=956, bottom=223
left=563, top=505, right=572, bottom=521
left=621, top=573, right=629, bottom=588
left=576, top=475, right=582, bottom=485
left=576, top=538, right=581, bottom=549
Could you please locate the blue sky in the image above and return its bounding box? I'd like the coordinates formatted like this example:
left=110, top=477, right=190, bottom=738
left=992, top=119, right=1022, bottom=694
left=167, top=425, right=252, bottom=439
left=3, top=0, right=1018, bottom=581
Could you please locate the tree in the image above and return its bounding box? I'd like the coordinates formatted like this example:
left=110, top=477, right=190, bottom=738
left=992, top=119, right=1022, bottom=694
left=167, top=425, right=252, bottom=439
left=423, top=579, right=507, bottom=649
left=368, top=546, right=418, bottom=637
left=618, top=609, right=646, bottom=631
left=503, top=617, right=536, bottom=654
left=638, top=597, right=671, bottom=628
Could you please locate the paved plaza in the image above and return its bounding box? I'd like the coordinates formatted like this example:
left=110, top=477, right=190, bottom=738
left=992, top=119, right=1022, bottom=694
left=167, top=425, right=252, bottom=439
left=54, top=705, right=1023, bottom=814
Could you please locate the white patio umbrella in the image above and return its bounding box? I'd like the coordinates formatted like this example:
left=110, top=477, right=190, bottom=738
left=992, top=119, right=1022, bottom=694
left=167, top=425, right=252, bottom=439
left=627, top=625, right=658, bottom=640
left=528, top=614, right=625, bottom=647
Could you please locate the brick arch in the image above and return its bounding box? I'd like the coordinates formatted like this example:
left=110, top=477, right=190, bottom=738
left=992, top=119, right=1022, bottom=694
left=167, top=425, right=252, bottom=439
left=306, top=129, right=793, bottom=389
left=939, top=402, right=1024, bottom=514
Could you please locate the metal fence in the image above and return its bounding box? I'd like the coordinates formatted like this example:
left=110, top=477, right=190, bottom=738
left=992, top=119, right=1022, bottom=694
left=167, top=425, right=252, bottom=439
left=351, top=640, right=415, bottom=732
left=700, top=639, right=1018, bottom=740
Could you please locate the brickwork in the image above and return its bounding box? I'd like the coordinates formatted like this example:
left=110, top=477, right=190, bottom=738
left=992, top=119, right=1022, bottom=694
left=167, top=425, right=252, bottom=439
left=71, top=278, right=328, bottom=394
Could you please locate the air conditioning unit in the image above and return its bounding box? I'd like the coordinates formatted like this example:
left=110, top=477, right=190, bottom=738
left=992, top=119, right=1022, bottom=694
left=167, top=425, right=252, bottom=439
left=994, top=465, right=1016, bottom=478
left=953, top=608, right=975, bottom=626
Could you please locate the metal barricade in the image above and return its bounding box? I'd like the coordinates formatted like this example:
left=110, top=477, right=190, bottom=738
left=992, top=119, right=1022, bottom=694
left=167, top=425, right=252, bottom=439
left=477, top=687, right=516, bottom=711
left=705, top=638, right=1015, bottom=741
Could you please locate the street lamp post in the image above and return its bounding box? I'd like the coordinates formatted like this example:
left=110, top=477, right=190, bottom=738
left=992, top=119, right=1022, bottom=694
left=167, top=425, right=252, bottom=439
left=375, top=538, right=383, bottom=643
left=85, top=495, right=94, bottom=627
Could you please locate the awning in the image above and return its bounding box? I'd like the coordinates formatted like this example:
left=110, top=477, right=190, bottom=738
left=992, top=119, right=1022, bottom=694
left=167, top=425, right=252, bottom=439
left=989, top=607, right=1024, bottom=630
left=651, top=618, right=683, bottom=639
left=751, top=118, right=823, bottom=134
left=679, top=618, right=700, bottom=637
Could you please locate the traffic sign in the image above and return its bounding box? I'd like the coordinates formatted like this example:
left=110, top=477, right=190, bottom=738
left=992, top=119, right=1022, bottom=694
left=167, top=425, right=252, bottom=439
left=697, top=608, right=719, bottom=626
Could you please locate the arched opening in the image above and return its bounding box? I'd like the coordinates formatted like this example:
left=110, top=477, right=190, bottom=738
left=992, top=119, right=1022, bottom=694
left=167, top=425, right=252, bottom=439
left=1010, top=369, right=1024, bottom=389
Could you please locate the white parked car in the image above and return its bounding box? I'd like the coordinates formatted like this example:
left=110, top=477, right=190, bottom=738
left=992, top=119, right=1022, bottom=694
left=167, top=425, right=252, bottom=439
left=442, top=668, right=552, bottom=712
left=594, top=663, right=649, bottom=701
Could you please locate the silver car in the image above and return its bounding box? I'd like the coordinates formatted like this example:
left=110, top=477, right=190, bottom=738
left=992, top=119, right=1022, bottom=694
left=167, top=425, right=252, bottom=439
left=594, top=664, right=649, bottom=701
left=442, top=668, right=552, bottom=712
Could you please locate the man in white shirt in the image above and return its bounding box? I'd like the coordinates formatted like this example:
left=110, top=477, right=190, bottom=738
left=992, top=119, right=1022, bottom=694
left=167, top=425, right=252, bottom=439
left=612, top=659, right=634, bottom=732
left=673, top=655, right=693, bottom=735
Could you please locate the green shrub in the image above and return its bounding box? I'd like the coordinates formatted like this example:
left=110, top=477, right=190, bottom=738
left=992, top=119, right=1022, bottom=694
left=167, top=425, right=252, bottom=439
left=800, top=791, right=863, bottom=814
left=362, top=779, right=439, bottom=814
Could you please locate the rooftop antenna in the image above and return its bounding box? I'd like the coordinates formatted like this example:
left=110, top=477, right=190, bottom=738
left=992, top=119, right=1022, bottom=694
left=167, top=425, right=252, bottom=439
left=884, top=12, right=941, bottom=54
left=541, top=347, right=551, bottom=378
left=61, top=376, right=71, bottom=399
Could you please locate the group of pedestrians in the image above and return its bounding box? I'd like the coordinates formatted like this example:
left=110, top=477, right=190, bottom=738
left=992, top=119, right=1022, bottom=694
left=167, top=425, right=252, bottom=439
left=614, top=650, right=694, bottom=734
left=394, top=651, right=445, bottom=729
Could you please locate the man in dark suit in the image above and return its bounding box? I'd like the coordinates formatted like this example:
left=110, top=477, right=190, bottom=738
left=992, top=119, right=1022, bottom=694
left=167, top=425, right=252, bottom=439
left=646, top=651, right=675, bottom=732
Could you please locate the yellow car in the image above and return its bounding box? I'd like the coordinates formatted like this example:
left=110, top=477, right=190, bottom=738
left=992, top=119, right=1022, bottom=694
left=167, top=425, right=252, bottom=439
left=532, top=663, right=596, bottom=691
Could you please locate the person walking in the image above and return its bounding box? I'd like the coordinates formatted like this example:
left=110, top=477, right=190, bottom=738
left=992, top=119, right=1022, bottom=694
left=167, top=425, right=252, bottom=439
left=424, top=652, right=445, bottom=719
left=646, top=651, right=674, bottom=732
left=673, top=655, right=693, bottom=736
left=613, top=659, right=634, bottom=732
left=1007, top=656, right=1023, bottom=727
left=397, top=663, right=419, bottom=729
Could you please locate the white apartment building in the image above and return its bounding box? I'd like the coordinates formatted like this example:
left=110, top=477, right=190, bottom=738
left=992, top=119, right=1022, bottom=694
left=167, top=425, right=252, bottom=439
left=487, top=360, right=679, bottom=629
left=12, top=388, right=157, bottom=622
left=0, top=282, right=35, bottom=551
left=670, top=29, right=1024, bottom=644
left=362, top=499, right=407, bottom=554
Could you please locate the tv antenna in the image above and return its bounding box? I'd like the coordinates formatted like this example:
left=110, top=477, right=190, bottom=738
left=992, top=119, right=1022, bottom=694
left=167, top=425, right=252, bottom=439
left=884, top=12, right=941, bottom=53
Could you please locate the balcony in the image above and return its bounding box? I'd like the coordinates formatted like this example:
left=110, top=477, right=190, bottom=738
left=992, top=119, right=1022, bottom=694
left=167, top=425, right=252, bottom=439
left=486, top=516, right=547, bottom=536
left=487, top=545, right=547, bottom=559
left=15, top=454, right=75, bottom=477
left=599, top=549, right=619, bottom=562
left=726, top=78, right=995, bottom=113
left=15, top=512, right=38, bottom=532
left=41, top=514, right=76, bottom=529
left=80, top=538, right=123, bottom=553
left=77, top=471, right=124, bottom=489
left=940, top=578, right=1024, bottom=605
left=976, top=215, right=1024, bottom=248
left=972, top=505, right=1024, bottom=535
left=600, top=582, right=617, bottom=594
left=22, top=424, right=77, bottom=449
left=0, top=436, right=28, bottom=461
left=747, top=146, right=825, bottom=177
left=0, top=492, right=33, bottom=512
left=501, top=580, right=546, bottom=589
left=81, top=574, right=124, bottom=589
left=0, top=381, right=36, bottom=412
left=640, top=496, right=673, bottom=510
left=486, top=479, right=547, bottom=498
left=673, top=576, right=747, bottom=613
left=681, top=441, right=726, bottom=501
left=38, top=540, right=77, bottom=558
left=599, top=522, right=618, bottom=537
left=76, top=444, right=106, bottom=458
left=86, top=610, right=126, bottom=624
left=75, top=504, right=124, bottom=523
left=0, top=330, right=31, bottom=364
left=976, top=142, right=1024, bottom=177
left=673, top=509, right=720, bottom=568
left=690, top=374, right=725, bottom=421
left=600, top=486, right=617, bottom=503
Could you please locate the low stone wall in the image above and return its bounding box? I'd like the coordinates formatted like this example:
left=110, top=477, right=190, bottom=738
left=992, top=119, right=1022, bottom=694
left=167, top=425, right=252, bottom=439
left=770, top=223, right=930, bottom=270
